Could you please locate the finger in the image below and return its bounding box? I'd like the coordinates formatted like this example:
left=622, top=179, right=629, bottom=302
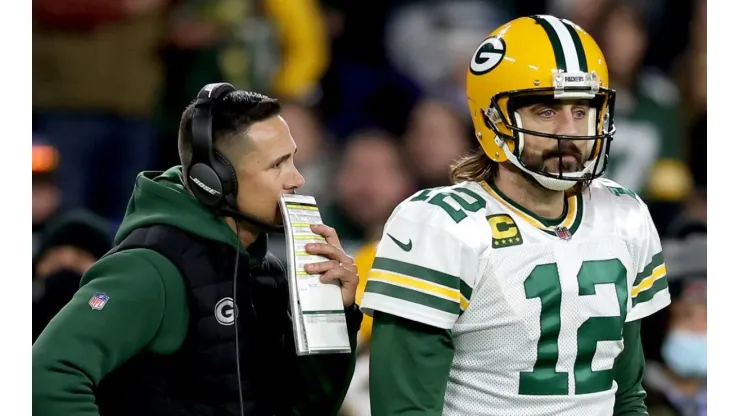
left=305, top=242, right=352, bottom=263
left=305, top=260, right=340, bottom=275
left=342, top=257, right=358, bottom=274
left=320, top=265, right=359, bottom=288
left=310, top=224, right=341, bottom=248
left=319, top=266, right=348, bottom=284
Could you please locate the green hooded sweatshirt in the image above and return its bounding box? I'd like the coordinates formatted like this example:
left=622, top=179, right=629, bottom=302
left=32, top=167, right=358, bottom=416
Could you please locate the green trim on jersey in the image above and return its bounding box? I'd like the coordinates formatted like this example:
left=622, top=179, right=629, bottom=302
left=632, top=252, right=667, bottom=307
left=480, top=180, right=584, bottom=238
left=367, top=257, right=470, bottom=314
left=365, top=281, right=460, bottom=315
left=634, top=252, right=665, bottom=286
left=632, top=278, right=668, bottom=307
left=372, top=257, right=460, bottom=290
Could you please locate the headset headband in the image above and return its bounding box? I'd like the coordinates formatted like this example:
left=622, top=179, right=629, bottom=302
left=190, top=83, right=237, bottom=170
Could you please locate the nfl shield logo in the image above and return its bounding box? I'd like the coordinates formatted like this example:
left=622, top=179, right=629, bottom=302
left=554, top=227, right=572, bottom=241
left=89, top=293, right=110, bottom=310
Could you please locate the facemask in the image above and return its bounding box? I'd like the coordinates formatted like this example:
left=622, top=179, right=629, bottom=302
left=661, top=330, right=707, bottom=379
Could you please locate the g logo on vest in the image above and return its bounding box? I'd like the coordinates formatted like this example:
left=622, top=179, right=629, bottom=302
left=214, top=297, right=239, bottom=326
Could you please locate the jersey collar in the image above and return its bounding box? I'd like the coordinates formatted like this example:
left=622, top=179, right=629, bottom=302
left=479, top=180, right=584, bottom=238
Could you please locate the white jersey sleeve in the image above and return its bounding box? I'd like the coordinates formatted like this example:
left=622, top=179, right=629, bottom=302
left=360, top=188, right=488, bottom=330
left=626, top=194, right=671, bottom=322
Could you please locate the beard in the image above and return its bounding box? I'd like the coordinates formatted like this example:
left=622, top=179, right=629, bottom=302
left=519, top=141, right=586, bottom=176
left=510, top=141, right=587, bottom=192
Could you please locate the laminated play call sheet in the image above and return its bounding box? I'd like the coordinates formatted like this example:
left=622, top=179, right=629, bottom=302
left=279, top=194, right=351, bottom=355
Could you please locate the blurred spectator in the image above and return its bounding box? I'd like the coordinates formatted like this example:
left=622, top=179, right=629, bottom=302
left=339, top=240, right=378, bottom=416
left=383, top=0, right=512, bottom=115
left=352, top=241, right=379, bottom=346
left=156, top=0, right=330, bottom=168
left=32, top=210, right=113, bottom=343
left=673, top=0, right=706, bottom=220
left=281, top=102, right=337, bottom=204
left=686, top=114, right=707, bottom=194
left=673, top=0, right=706, bottom=121
left=403, top=99, right=474, bottom=189
left=641, top=218, right=706, bottom=416
left=340, top=351, right=371, bottom=416
left=171, top=0, right=328, bottom=100
left=32, top=142, right=63, bottom=255
left=317, top=0, right=422, bottom=140
left=590, top=1, right=690, bottom=206
left=323, top=130, right=414, bottom=244
left=33, top=0, right=169, bottom=222
left=547, top=0, right=610, bottom=31
left=644, top=276, right=707, bottom=416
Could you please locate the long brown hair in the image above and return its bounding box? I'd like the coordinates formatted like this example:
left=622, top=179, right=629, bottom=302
left=449, top=148, right=498, bottom=184
left=449, top=147, right=588, bottom=196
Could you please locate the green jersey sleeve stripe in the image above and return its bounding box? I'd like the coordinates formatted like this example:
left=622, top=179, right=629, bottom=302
left=460, top=280, right=473, bottom=300
left=632, top=274, right=668, bottom=307
left=635, top=252, right=664, bottom=285
left=372, top=257, right=459, bottom=290
left=365, top=280, right=460, bottom=315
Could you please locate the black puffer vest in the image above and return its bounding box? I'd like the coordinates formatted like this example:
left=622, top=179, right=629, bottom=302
left=95, top=224, right=297, bottom=416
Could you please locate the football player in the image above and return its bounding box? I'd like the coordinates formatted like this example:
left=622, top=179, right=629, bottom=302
left=361, top=15, right=670, bottom=416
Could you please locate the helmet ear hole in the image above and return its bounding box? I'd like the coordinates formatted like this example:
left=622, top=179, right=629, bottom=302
left=481, top=109, right=495, bottom=131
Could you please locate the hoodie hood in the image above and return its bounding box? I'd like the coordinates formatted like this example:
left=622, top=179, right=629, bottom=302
left=114, top=166, right=266, bottom=258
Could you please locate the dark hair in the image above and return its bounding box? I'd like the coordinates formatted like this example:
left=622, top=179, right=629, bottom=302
left=178, top=90, right=281, bottom=178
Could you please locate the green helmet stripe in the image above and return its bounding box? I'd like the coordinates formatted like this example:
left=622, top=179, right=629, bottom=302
left=532, top=15, right=567, bottom=71
left=563, top=20, right=589, bottom=72
left=532, top=15, right=587, bottom=73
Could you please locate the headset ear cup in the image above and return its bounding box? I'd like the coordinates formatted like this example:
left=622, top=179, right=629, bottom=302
left=188, top=163, right=224, bottom=207
left=213, top=151, right=238, bottom=204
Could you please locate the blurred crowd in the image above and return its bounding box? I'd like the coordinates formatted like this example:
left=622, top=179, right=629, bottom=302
left=32, top=1, right=707, bottom=415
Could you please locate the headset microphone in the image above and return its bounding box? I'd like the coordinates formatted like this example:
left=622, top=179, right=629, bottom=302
left=218, top=206, right=284, bottom=234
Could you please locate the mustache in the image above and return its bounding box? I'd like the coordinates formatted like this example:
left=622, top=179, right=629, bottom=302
left=542, top=143, right=583, bottom=161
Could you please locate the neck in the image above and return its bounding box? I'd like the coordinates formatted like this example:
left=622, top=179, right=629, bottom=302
left=494, top=166, right=566, bottom=219
left=225, top=217, right=259, bottom=248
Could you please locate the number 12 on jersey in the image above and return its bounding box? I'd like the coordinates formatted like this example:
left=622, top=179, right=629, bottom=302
left=520, top=259, right=628, bottom=396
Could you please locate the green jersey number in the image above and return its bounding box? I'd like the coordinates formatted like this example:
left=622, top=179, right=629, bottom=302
left=519, top=259, right=628, bottom=396
left=410, top=187, right=486, bottom=223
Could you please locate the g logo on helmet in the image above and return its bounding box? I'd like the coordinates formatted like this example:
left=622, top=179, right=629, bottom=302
left=214, top=297, right=239, bottom=326
left=470, top=36, right=506, bottom=75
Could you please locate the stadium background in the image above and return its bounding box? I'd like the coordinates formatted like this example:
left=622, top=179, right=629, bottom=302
left=31, top=0, right=707, bottom=415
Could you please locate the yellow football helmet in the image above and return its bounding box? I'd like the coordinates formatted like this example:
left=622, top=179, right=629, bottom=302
left=466, top=15, right=616, bottom=191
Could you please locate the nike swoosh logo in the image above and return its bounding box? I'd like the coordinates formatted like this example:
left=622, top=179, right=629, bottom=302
left=387, top=234, right=412, bottom=252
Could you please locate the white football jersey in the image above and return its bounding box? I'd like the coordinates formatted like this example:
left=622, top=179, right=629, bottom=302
left=361, top=178, right=670, bottom=416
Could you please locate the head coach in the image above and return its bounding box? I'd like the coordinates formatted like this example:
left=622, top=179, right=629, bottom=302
left=32, top=83, right=363, bottom=416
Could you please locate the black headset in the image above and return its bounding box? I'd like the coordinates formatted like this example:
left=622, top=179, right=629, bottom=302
left=187, top=82, right=283, bottom=233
